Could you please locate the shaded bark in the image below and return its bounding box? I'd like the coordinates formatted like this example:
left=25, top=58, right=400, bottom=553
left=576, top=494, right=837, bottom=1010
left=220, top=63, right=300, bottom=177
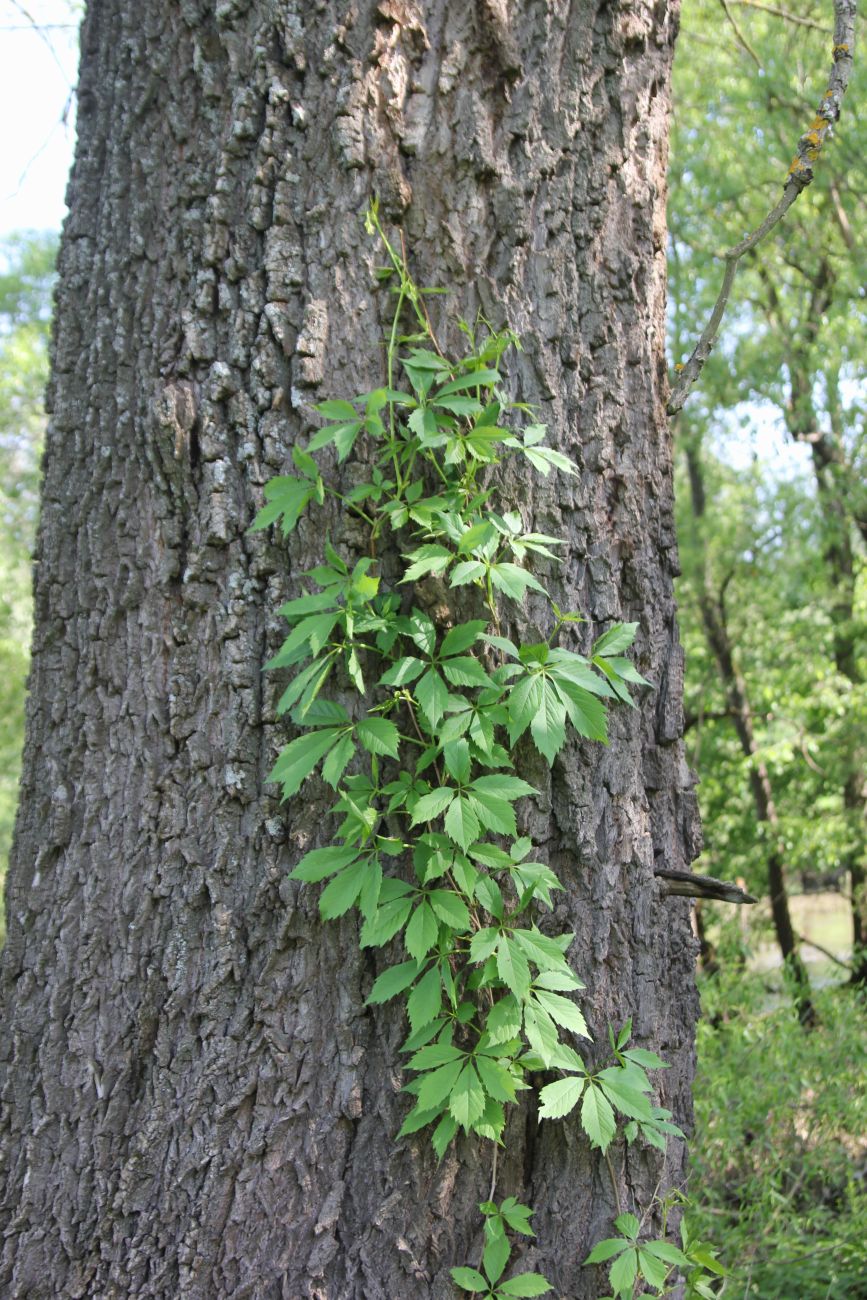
left=684, top=439, right=815, bottom=1023
left=0, top=2, right=698, bottom=1297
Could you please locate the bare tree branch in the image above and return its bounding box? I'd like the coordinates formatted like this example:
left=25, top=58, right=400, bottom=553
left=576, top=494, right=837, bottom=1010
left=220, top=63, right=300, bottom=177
left=730, top=0, right=833, bottom=32
left=668, top=0, right=855, bottom=416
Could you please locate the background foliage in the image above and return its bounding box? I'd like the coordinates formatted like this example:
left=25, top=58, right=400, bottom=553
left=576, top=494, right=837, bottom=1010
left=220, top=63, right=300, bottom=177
left=0, top=231, right=55, bottom=937
left=0, top=0, right=864, bottom=1292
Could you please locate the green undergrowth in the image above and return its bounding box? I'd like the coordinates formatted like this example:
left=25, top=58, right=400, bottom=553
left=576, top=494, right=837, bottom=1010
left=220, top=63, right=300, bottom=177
left=687, top=971, right=867, bottom=1299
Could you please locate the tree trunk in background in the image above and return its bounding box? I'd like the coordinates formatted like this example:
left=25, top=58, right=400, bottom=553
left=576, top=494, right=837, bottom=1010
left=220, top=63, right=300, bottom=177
left=683, top=439, right=815, bottom=1025
left=0, top=2, right=698, bottom=1296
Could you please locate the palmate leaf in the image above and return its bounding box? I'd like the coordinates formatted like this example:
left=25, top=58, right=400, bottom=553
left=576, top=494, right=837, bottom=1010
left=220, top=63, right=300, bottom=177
left=268, top=728, right=345, bottom=799
left=250, top=474, right=317, bottom=535
left=406, top=965, right=442, bottom=1030
left=485, top=994, right=522, bottom=1043
left=467, top=792, right=515, bottom=838
left=581, top=1082, right=617, bottom=1151
left=584, top=1237, right=628, bottom=1264
left=365, top=960, right=420, bottom=1004
left=450, top=1267, right=488, bottom=1293
left=522, top=1002, right=560, bottom=1065
left=608, top=1247, right=639, bottom=1298
left=530, top=683, right=566, bottom=763
left=532, top=989, right=589, bottom=1038
left=267, top=611, right=341, bottom=670
left=416, top=1057, right=465, bottom=1112
left=496, top=937, right=531, bottom=1000
left=356, top=716, right=400, bottom=757
left=410, top=786, right=455, bottom=824
left=318, top=864, right=367, bottom=919
left=538, top=1075, right=585, bottom=1120
left=428, top=888, right=471, bottom=931
left=483, top=1217, right=511, bottom=1286
left=445, top=796, right=481, bottom=851
left=475, top=1054, right=518, bottom=1104
left=497, top=1275, right=552, bottom=1297
left=415, top=667, right=449, bottom=729
left=401, top=544, right=453, bottom=584
left=432, top=1113, right=458, bottom=1159
left=592, top=622, right=638, bottom=657
left=404, top=901, right=440, bottom=960
left=489, top=562, right=547, bottom=602
left=290, top=844, right=360, bottom=882
left=449, top=1062, right=486, bottom=1130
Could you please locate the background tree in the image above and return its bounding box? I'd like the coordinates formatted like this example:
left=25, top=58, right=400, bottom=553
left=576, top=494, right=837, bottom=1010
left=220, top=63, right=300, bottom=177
left=0, top=231, right=56, bottom=931
left=0, top=3, right=699, bottom=1297
left=669, top=0, right=865, bottom=983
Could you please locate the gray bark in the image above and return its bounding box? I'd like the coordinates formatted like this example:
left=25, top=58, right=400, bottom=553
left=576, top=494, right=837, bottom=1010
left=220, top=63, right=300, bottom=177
left=0, top=1, right=698, bottom=1296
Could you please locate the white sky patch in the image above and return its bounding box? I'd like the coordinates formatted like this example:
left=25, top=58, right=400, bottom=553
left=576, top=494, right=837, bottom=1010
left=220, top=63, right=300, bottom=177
left=0, top=0, right=79, bottom=237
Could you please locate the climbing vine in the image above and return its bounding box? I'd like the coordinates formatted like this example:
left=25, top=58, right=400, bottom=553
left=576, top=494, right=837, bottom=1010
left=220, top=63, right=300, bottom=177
left=253, top=202, right=724, bottom=1298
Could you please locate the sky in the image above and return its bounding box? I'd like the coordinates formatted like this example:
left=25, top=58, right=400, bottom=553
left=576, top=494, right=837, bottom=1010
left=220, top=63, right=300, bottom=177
left=0, top=0, right=79, bottom=238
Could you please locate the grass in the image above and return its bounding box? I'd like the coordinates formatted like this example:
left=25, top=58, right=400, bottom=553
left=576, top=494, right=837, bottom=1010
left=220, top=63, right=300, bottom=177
left=686, top=966, right=867, bottom=1299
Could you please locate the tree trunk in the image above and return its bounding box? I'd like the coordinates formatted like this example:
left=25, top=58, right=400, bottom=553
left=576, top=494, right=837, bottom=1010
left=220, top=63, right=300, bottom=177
left=0, top=2, right=698, bottom=1296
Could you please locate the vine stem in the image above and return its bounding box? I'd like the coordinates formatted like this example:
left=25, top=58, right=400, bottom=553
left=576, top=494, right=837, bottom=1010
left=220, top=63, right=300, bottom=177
left=604, top=1149, right=623, bottom=1218
left=488, top=1142, right=499, bottom=1203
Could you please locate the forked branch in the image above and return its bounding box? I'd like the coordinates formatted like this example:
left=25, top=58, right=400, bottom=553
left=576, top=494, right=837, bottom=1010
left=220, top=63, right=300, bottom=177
left=668, top=0, right=855, bottom=416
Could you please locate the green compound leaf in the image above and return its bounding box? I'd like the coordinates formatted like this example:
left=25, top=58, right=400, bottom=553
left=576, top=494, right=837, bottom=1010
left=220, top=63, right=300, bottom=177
left=637, top=1249, right=668, bottom=1291
left=445, top=796, right=481, bottom=851
left=406, top=965, right=442, bottom=1031
left=475, top=1054, right=518, bottom=1104
left=442, top=657, right=497, bottom=690
left=450, top=1267, right=488, bottom=1293
left=432, top=1113, right=458, bottom=1160
left=496, top=938, right=531, bottom=1001
left=609, top=1247, right=639, bottom=1298
left=641, top=1239, right=689, bottom=1266
left=449, top=1062, right=486, bottom=1130
left=592, top=622, right=638, bottom=657
left=613, top=1213, right=640, bottom=1240
left=485, top=995, right=522, bottom=1043
left=416, top=1057, right=465, bottom=1112
left=318, top=865, right=366, bottom=919
left=496, top=1274, right=553, bottom=1296
left=290, top=844, right=360, bottom=883
left=410, top=786, right=456, bottom=824
left=489, top=562, right=547, bottom=601
left=415, top=668, right=450, bottom=729
left=321, top=732, right=355, bottom=788
left=428, top=888, right=471, bottom=931
left=450, top=560, right=487, bottom=586
left=365, top=960, right=420, bottom=1004
left=530, top=683, right=566, bottom=763
left=401, top=544, right=454, bottom=584
left=250, top=474, right=316, bottom=535
left=440, top=620, right=490, bottom=655
left=538, top=1075, right=585, bottom=1121
left=584, top=1238, right=628, bottom=1265
left=356, top=716, right=400, bottom=758
left=379, top=656, right=425, bottom=687
left=531, top=990, right=589, bottom=1039
left=408, top=1042, right=464, bottom=1070
left=405, top=902, right=440, bottom=961
left=581, top=1082, right=617, bottom=1151
left=467, top=792, right=516, bottom=838
left=268, top=728, right=344, bottom=799
left=483, top=1218, right=510, bottom=1285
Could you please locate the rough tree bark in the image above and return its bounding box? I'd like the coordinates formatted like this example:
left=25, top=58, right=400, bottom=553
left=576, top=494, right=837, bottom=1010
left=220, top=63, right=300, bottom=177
left=0, top=2, right=699, bottom=1296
